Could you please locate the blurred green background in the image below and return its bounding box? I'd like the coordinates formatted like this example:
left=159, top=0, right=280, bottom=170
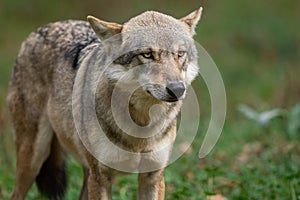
left=0, top=0, right=299, bottom=199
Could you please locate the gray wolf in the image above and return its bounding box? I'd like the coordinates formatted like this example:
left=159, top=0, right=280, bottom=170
left=8, top=7, right=202, bottom=200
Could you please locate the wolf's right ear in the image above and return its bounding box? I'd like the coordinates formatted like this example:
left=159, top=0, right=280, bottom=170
left=87, top=16, right=123, bottom=40
left=180, top=7, right=203, bottom=36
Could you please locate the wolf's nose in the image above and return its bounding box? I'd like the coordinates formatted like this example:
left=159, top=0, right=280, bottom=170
left=166, top=82, right=186, bottom=99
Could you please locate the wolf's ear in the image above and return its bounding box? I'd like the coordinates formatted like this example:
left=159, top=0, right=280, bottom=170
left=180, top=7, right=203, bottom=35
left=87, top=15, right=123, bottom=40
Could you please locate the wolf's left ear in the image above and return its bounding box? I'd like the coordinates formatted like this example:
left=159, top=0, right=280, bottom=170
left=180, top=7, right=203, bottom=35
left=87, top=15, right=123, bottom=40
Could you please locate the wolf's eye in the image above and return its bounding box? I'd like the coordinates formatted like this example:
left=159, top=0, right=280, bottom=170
left=142, top=52, right=153, bottom=59
left=178, top=51, right=186, bottom=58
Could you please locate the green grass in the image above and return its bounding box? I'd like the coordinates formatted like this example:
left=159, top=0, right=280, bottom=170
left=0, top=0, right=300, bottom=199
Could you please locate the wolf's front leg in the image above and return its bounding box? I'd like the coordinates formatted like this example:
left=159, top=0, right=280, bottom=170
left=87, top=169, right=112, bottom=200
left=138, top=170, right=165, bottom=200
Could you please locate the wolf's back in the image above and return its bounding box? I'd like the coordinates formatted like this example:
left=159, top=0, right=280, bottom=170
left=9, top=20, right=99, bottom=117
left=15, top=20, right=98, bottom=75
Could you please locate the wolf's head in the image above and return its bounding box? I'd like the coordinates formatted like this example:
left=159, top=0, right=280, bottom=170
left=88, top=8, right=202, bottom=103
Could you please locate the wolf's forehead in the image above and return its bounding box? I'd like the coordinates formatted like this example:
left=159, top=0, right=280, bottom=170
left=123, top=11, right=186, bottom=31
left=122, top=27, right=191, bottom=52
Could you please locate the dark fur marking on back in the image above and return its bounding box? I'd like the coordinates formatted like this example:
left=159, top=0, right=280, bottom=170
left=65, top=38, right=98, bottom=69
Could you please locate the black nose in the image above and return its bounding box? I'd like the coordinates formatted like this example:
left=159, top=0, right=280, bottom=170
left=166, top=82, right=186, bottom=99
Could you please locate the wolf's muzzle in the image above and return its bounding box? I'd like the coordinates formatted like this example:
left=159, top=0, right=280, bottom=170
left=166, top=82, right=185, bottom=101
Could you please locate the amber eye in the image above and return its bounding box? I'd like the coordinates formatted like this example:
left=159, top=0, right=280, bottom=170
left=178, top=51, right=186, bottom=58
left=142, top=52, right=153, bottom=59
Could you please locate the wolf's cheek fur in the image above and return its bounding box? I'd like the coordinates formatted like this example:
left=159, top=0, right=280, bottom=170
left=185, top=62, right=199, bottom=84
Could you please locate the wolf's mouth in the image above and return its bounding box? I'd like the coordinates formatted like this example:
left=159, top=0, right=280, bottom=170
left=146, top=89, right=181, bottom=103
left=164, top=97, right=179, bottom=102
